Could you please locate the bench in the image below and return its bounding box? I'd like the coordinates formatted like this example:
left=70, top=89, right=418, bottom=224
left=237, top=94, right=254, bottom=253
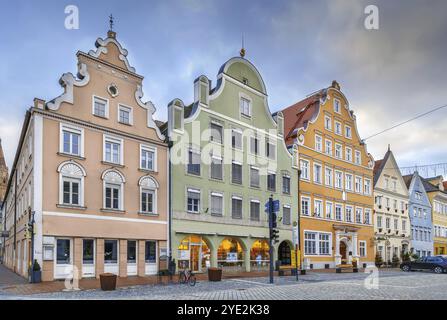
left=336, top=264, right=359, bottom=273
left=278, top=266, right=297, bottom=276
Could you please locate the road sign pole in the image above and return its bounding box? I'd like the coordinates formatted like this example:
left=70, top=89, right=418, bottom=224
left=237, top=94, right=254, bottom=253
left=269, top=196, right=274, bottom=284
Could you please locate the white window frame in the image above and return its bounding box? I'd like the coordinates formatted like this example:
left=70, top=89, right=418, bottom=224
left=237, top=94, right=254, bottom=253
left=231, top=128, right=243, bottom=150
left=103, top=182, right=124, bottom=211
left=300, top=159, right=310, bottom=180
left=355, top=207, right=363, bottom=224
left=324, top=115, right=332, bottom=131
left=140, top=144, right=157, bottom=172
left=359, top=240, right=367, bottom=257
left=314, top=199, right=323, bottom=218
left=335, top=170, right=343, bottom=189
left=240, top=96, right=252, bottom=118
left=364, top=178, right=371, bottom=195
left=345, top=125, right=352, bottom=139
left=186, top=188, right=201, bottom=214
left=325, top=201, right=333, bottom=220
left=210, top=121, right=224, bottom=144
left=117, top=104, right=133, bottom=125
left=59, top=123, right=84, bottom=157
left=335, top=143, right=342, bottom=159
left=313, top=163, right=322, bottom=185
left=92, top=95, right=109, bottom=118
left=364, top=208, right=371, bottom=225
left=301, top=196, right=310, bottom=216
left=334, top=120, right=342, bottom=135
left=345, top=173, right=353, bottom=191
left=304, top=230, right=332, bottom=257
left=325, top=139, right=333, bottom=156
left=345, top=147, right=353, bottom=162
left=325, top=166, right=333, bottom=187
left=210, top=154, right=224, bottom=180
left=231, top=195, right=243, bottom=219
left=315, top=135, right=322, bottom=152
left=334, top=98, right=341, bottom=114
left=335, top=203, right=344, bottom=221
left=103, top=135, right=124, bottom=165
left=210, top=192, right=224, bottom=216
left=58, top=161, right=86, bottom=207
left=139, top=176, right=159, bottom=215
left=354, top=150, right=361, bottom=165
left=345, top=205, right=353, bottom=222
left=355, top=176, right=363, bottom=194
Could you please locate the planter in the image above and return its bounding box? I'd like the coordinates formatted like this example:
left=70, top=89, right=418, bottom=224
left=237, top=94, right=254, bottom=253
left=208, top=268, right=223, bottom=282
left=31, top=270, right=42, bottom=283
left=100, top=273, right=117, bottom=291
left=300, top=269, right=306, bottom=275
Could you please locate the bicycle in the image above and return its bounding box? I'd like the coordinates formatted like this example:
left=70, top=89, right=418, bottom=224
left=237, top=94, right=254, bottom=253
left=178, top=269, right=197, bottom=286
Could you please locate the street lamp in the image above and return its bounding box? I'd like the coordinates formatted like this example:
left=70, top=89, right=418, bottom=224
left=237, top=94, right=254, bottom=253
left=27, top=209, right=35, bottom=283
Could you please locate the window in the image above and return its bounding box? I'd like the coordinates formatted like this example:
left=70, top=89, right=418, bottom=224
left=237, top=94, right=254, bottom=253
left=127, top=241, right=137, bottom=264
left=83, top=239, right=94, bottom=265
left=355, top=150, right=361, bottom=165
left=364, top=179, right=371, bottom=195
left=364, top=209, right=371, bottom=224
left=282, top=174, right=291, bottom=194
left=266, top=140, right=276, bottom=160
left=187, top=188, right=200, bottom=213
left=325, top=167, right=333, bottom=187
left=210, top=192, right=223, bottom=216
left=210, top=122, right=223, bottom=144
left=267, top=172, right=276, bottom=192
left=326, top=201, right=333, bottom=219
left=141, top=189, right=155, bottom=214
left=314, top=163, right=322, bottom=184
left=62, top=178, right=80, bottom=206
left=324, top=115, right=332, bottom=130
left=210, top=156, right=223, bottom=180
left=314, top=199, right=323, bottom=217
left=345, top=147, right=352, bottom=162
left=145, top=241, right=156, bottom=263
left=377, top=216, right=382, bottom=228
left=93, top=96, right=108, bottom=118
left=283, top=206, right=291, bottom=225
left=301, top=197, right=310, bottom=216
left=345, top=206, right=353, bottom=222
left=232, top=197, right=243, bottom=219
left=300, top=159, right=310, bottom=180
left=394, top=218, right=398, bottom=230
left=402, top=220, right=406, bottom=231
left=232, top=129, right=242, bottom=149
left=139, top=176, right=158, bottom=214
left=105, top=184, right=120, bottom=210
left=232, top=162, right=242, bottom=184
left=104, top=136, right=123, bottom=165
left=345, top=125, right=352, bottom=139
left=249, top=166, right=260, bottom=188
left=385, top=178, right=389, bottom=189
left=355, top=176, right=363, bottom=193
left=56, top=239, right=71, bottom=264
left=335, top=144, right=342, bottom=159
left=345, top=174, right=353, bottom=191
left=250, top=136, right=259, bottom=155
left=140, top=145, right=156, bottom=171
left=250, top=200, right=260, bottom=221
left=359, top=241, right=366, bottom=257
left=319, top=233, right=330, bottom=255
left=118, top=105, right=132, bottom=125
left=335, top=121, right=342, bottom=135
left=334, top=99, right=341, bottom=113
left=355, top=208, right=363, bottom=224
left=61, top=125, right=82, bottom=156
left=335, top=171, right=343, bottom=189
left=325, top=140, right=332, bottom=156
left=315, top=135, right=322, bottom=152
left=240, top=97, right=251, bottom=117
left=335, top=204, right=343, bottom=221
left=58, top=162, right=85, bottom=207
left=104, top=240, right=118, bottom=264
left=187, top=148, right=201, bottom=175
left=304, top=232, right=317, bottom=255
left=386, top=217, right=390, bottom=229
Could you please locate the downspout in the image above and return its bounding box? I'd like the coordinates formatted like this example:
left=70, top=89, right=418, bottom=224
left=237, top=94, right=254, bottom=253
left=13, top=171, right=17, bottom=272
left=168, top=139, right=173, bottom=268
left=1, top=199, right=6, bottom=263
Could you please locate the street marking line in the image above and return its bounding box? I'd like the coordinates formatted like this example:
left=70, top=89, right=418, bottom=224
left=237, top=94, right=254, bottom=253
left=227, top=279, right=273, bottom=286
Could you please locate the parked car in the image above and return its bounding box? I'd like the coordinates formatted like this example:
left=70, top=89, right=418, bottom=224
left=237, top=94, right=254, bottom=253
left=400, top=256, right=447, bottom=274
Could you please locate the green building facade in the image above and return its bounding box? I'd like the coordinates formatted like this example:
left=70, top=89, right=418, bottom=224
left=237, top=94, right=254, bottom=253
left=166, top=56, right=299, bottom=273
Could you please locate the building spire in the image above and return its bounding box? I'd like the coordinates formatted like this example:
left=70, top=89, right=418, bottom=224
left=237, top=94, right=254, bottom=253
left=109, top=14, right=114, bottom=31
left=239, top=33, right=246, bottom=58
left=107, top=14, right=116, bottom=39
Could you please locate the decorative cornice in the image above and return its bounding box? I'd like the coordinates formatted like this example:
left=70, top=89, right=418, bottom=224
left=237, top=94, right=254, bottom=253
left=134, top=85, right=165, bottom=141
left=88, top=37, right=136, bottom=73
left=46, top=63, right=90, bottom=111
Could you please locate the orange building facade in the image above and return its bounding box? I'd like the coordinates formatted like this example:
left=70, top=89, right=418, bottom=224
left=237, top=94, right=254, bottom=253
left=281, top=81, right=375, bottom=269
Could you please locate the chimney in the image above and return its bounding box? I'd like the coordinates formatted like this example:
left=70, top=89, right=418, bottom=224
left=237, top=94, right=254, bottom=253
left=33, top=98, right=45, bottom=110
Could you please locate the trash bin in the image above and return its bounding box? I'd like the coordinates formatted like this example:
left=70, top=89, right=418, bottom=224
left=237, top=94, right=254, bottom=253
left=100, top=273, right=117, bottom=291
left=208, top=268, right=223, bottom=282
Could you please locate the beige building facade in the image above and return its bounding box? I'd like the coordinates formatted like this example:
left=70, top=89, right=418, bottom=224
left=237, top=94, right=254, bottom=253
left=2, top=30, right=169, bottom=281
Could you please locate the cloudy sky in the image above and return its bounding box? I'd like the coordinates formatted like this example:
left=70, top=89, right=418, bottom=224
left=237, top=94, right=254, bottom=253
left=0, top=0, right=446, bottom=176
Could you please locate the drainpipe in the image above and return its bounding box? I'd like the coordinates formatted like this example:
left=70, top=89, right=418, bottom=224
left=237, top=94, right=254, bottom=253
left=1, top=199, right=6, bottom=263
left=296, top=169, right=302, bottom=280
left=13, top=171, right=17, bottom=272
left=167, top=139, right=173, bottom=271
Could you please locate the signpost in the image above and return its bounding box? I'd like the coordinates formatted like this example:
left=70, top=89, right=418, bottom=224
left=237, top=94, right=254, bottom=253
left=266, top=196, right=280, bottom=284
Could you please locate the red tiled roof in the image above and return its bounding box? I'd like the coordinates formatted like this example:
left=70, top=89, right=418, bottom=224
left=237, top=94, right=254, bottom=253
left=373, top=159, right=383, bottom=176
left=281, top=93, right=322, bottom=146
left=443, top=181, right=447, bottom=190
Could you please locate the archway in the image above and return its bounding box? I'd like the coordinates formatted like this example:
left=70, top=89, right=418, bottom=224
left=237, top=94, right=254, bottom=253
left=278, top=241, right=292, bottom=266
left=217, top=238, right=245, bottom=273
left=177, top=235, right=211, bottom=273
left=250, top=240, right=270, bottom=271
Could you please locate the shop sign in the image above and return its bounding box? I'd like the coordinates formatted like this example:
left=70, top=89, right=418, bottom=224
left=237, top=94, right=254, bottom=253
left=179, top=250, right=190, bottom=260
left=226, top=252, right=238, bottom=262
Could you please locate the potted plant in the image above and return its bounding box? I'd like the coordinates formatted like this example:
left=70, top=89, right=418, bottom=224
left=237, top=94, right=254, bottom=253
left=375, top=252, right=383, bottom=268
left=402, top=252, right=411, bottom=262
left=99, top=273, right=117, bottom=291
left=30, top=260, right=42, bottom=283
left=208, top=267, right=223, bottom=282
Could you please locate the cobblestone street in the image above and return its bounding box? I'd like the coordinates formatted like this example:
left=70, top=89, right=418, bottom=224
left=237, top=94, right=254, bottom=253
left=1, top=269, right=447, bottom=300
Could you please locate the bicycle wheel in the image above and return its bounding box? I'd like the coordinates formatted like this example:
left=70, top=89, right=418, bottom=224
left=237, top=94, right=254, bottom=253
left=189, top=275, right=197, bottom=286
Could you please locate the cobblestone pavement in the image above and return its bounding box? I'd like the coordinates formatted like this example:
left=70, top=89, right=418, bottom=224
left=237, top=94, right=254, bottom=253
left=1, top=270, right=447, bottom=300
left=0, top=264, right=28, bottom=287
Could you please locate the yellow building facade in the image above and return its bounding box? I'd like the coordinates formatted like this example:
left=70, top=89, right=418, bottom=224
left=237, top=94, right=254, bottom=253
left=424, top=176, right=447, bottom=255
left=282, top=81, right=375, bottom=269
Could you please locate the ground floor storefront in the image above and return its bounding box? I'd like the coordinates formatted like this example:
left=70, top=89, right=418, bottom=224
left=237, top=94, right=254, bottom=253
left=299, top=218, right=375, bottom=269
left=171, top=222, right=294, bottom=274
left=375, top=236, right=411, bottom=263
left=434, top=240, right=447, bottom=256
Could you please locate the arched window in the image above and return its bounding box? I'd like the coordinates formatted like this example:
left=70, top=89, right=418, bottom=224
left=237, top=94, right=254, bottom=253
left=102, top=169, right=125, bottom=211
left=139, top=176, right=159, bottom=215
left=58, top=161, right=86, bottom=207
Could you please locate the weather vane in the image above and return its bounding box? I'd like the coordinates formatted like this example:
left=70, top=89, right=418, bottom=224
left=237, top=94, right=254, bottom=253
left=240, top=33, right=246, bottom=58
left=109, top=14, right=114, bottom=31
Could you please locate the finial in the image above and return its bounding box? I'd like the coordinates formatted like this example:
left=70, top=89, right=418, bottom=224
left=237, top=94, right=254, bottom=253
left=109, top=14, right=114, bottom=31
left=331, top=80, right=340, bottom=90
left=239, top=33, right=246, bottom=58
left=388, top=144, right=391, bottom=152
